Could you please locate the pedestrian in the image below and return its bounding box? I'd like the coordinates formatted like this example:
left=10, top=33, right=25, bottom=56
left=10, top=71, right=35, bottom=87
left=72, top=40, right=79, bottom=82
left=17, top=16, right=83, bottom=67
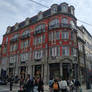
left=53, top=79, right=59, bottom=92
left=9, top=76, right=13, bottom=91
left=19, top=77, right=25, bottom=92
left=60, top=77, right=68, bottom=92
left=49, top=77, right=54, bottom=92
left=74, top=79, right=81, bottom=91
left=34, top=77, right=39, bottom=92
left=24, top=74, right=31, bottom=92
left=30, top=76, right=34, bottom=92
left=38, top=77, right=44, bottom=92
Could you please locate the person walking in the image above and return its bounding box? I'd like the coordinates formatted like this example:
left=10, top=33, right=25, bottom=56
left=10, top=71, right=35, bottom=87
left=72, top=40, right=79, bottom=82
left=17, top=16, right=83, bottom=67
left=24, top=74, right=31, bottom=92
left=9, top=76, right=13, bottom=91
left=53, top=79, right=59, bottom=92
left=49, top=77, right=54, bottom=92
left=38, top=77, right=44, bottom=92
left=60, top=78, right=68, bottom=92
left=30, top=76, right=34, bottom=92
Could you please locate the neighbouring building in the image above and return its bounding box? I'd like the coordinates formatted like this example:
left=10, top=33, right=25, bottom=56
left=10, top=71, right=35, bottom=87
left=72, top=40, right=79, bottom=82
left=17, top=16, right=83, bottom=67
left=77, top=25, right=92, bottom=84
left=1, top=2, right=78, bottom=83
left=0, top=45, right=2, bottom=75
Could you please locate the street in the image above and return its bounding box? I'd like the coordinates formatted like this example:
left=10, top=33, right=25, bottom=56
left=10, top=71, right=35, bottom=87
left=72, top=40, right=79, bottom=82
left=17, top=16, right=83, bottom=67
left=0, top=84, right=92, bottom=92
left=0, top=85, right=19, bottom=92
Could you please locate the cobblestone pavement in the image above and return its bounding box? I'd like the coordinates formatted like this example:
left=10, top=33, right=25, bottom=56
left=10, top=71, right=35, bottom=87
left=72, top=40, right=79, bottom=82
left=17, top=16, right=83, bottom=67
left=0, top=84, right=92, bottom=92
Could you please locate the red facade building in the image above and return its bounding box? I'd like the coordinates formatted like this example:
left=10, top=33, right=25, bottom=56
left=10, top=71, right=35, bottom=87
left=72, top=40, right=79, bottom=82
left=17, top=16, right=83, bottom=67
left=1, top=2, right=78, bottom=83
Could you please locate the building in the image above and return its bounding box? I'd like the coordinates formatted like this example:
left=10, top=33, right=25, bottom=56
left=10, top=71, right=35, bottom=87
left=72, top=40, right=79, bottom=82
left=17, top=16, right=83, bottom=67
left=0, top=44, right=2, bottom=75
left=1, top=2, right=78, bottom=83
left=77, top=25, right=92, bottom=84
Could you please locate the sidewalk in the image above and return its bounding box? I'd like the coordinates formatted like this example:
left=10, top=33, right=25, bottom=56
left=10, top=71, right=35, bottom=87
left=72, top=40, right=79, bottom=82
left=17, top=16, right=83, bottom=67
left=81, top=84, right=92, bottom=92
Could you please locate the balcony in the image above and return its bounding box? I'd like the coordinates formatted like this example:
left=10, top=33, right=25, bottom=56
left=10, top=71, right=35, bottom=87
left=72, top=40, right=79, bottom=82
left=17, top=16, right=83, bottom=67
left=10, top=37, right=18, bottom=43
left=48, top=24, right=60, bottom=30
left=21, top=33, right=30, bottom=40
left=61, top=23, right=71, bottom=29
left=33, top=29, right=45, bottom=36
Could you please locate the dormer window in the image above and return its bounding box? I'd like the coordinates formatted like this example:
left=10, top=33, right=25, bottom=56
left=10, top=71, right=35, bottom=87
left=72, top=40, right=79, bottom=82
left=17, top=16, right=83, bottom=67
left=15, top=23, right=19, bottom=30
left=51, top=4, right=58, bottom=15
left=61, top=3, right=68, bottom=13
left=6, top=26, right=11, bottom=34
left=25, top=17, right=30, bottom=25
left=49, top=18, right=59, bottom=30
left=38, top=11, right=43, bottom=20
left=61, top=18, right=68, bottom=24
left=70, top=6, right=75, bottom=15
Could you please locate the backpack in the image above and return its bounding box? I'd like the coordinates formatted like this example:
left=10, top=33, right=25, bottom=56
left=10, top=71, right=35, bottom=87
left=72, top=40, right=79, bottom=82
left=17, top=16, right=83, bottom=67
left=49, top=80, right=53, bottom=87
left=53, top=82, right=59, bottom=90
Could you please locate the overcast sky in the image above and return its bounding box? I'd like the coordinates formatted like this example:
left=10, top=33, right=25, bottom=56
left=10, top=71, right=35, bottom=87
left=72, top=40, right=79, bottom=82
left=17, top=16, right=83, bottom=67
left=0, top=0, right=92, bottom=44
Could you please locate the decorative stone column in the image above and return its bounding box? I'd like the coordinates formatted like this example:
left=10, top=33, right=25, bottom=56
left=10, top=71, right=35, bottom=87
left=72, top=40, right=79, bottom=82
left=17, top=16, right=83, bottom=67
left=44, top=63, right=49, bottom=85
left=60, top=63, right=63, bottom=78
left=32, top=65, right=35, bottom=77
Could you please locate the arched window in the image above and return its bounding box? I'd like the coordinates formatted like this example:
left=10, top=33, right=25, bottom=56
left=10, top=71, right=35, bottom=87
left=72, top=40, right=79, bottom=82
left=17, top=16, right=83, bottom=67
left=61, top=3, right=68, bottom=13
left=61, top=18, right=68, bottom=24
left=51, top=4, right=58, bottom=15
left=49, top=18, right=59, bottom=30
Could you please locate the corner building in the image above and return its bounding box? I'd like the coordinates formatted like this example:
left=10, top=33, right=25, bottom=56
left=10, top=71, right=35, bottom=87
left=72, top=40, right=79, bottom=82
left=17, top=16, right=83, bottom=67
left=1, top=2, right=78, bottom=83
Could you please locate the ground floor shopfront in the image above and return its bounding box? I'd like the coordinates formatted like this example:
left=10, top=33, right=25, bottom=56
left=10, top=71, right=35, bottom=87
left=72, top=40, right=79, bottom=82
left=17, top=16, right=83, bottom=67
left=7, top=58, right=78, bottom=84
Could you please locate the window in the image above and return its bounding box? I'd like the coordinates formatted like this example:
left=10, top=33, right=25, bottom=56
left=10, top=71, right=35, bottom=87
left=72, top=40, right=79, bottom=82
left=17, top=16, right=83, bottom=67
left=71, top=48, right=77, bottom=56
left=3, top=46, right=7, bottom=53
left=10, top=55, right=17, bottom=64
left=21, top=40, right=29, bottom=49
left=38, top=11, right=43, bottom=20
left=49, top=47, right=60, bottom=57
left=62, top=46, right=69, bottom=56
left=20, top=53, right=28, bottom=62
left=56, top=31, right=60, bottom=40
left=34, top=50, right=43, bottom=60
left=51, top=4, right=58, bottom=14
left=71, top=31, right=74, bottom=39
left=49, top=19, right=59, bottom=29
left=61, top=18, right=68, bottom=24
left=42, top=34, right=45, bottom=43
left=62, top=32, right=69, bottom=39
left=10, top=43, right=18, bottom=52
left=35, top=24, right=45, bottom=33
left=70, top=21, right=76, bottom=29
left=61, top=5, right=68, bottom=13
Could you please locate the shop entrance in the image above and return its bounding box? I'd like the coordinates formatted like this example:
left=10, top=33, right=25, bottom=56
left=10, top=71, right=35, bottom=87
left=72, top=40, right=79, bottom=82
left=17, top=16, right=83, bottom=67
left=49, top=63, right=60, bottom=79
left=62, top=63, right=71, bottom=80
left=35, top=65, right=41, bottom=78
left=20, top=66, right=26, bottom=79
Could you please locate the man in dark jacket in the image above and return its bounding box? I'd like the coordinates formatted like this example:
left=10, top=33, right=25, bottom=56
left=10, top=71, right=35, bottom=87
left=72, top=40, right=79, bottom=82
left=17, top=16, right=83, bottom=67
left=24, top=74, right=31, bottom=92
left=38, top=78, right=44, bottom=92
